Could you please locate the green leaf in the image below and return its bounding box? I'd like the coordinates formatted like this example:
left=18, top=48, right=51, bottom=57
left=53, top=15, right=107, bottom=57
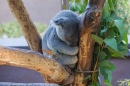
left=69, top=3, right=76, bottom=11
left=99, top=60, right=115, bottom=71
left=108, top=0, right=115, bottom=11
left=104, top=38, right=117, bottom=50
left=99, top=51, right=107, bottom=61
left=100, top=27, right=108, bottom=33
left=100, top=66, right=113, bottom=86
left=123, top=30, right=128, bottom=44
left=108, top=62, right=116, bottom=71
left=99, top=67, right=108, bottom=80
left=117, top=43, right=127, bottom=51
left=108, top=28, right=115, bottom=37
left=105, top=70, right=112, bottom=86
left=102, top=3, right=110, bottom=20
left=103, top=48, right=112, bottom=60
left=114, top=20, right=125, bottom=38
left=91, top=34, right=104, bottom=45
left=99, top=60, right=110, bottom=68
left=107, top=47, right=124, bottom=58
left=80, top=5, right=86, bottom=13
left=116, top=35, right=122, bottom=44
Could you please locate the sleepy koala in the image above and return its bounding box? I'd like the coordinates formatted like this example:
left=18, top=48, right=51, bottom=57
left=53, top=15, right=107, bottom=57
left=42, top=10, right=80, bottom=68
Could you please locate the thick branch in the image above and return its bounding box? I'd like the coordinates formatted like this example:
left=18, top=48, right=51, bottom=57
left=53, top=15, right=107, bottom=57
left=0, top=46, right=69, bottom=84
left=73, top=0, right=105, bottom=86
left=7, top=0, right=42, bottom=53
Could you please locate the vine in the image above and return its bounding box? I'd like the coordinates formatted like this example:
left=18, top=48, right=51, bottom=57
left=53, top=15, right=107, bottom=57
left=62, top=0, right=128, bottom=86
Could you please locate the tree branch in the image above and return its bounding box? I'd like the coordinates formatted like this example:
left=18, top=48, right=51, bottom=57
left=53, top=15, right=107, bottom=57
left=0, top=46, right=69, bottom=84
left=73, top=0, right=106, bottom=86
left=7, top=0, right=42, bottom=53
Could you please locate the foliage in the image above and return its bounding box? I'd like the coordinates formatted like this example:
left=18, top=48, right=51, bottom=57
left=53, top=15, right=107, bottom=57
left=63, top=0, right=128, bottom=86
left=0, top=21, right=47, bottom=38
left=116, top=0, right=130, bottom=34
left=117, top=79, right=130, bottom=86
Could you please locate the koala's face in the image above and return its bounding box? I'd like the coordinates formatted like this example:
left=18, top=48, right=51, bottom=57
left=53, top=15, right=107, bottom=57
left=53, top=17, right=80, bottom=47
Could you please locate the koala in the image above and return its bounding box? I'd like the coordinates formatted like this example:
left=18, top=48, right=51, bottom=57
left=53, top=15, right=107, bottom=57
left=42, top=10, right=80, bottom=68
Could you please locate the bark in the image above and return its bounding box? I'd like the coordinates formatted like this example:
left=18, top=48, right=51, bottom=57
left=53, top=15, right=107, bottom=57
left=73, top=0, right=106, bottom=86
left=7, top=0, right=42, bottom=53
left=0, top=46, right=69, bottom=84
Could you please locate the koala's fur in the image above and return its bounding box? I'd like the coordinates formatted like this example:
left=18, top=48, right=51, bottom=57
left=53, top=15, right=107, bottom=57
left=42, top=10, right=80, bottom=68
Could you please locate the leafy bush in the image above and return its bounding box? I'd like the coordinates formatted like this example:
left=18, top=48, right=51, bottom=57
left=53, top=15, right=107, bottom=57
left=116, top=0, right=130, bottom=34
left=0, top=21, right=47, bottom=38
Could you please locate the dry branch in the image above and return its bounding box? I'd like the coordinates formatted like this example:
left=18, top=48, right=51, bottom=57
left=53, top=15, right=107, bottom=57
left=7, top=0, right=42, bottom=53
left=73, top=0, right=106, bottom=86
left=0, top=46, right=69, bottom=84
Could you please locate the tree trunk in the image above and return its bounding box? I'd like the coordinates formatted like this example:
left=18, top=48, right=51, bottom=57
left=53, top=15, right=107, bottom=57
left=73, top=0, right=105, bottom=86
left=7, top=0, right=42, bottom=53
left=0, top=46, right=69, bottom=84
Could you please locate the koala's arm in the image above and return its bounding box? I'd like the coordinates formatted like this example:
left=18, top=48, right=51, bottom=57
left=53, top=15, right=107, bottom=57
left=47, top=29, right=78, bottom=55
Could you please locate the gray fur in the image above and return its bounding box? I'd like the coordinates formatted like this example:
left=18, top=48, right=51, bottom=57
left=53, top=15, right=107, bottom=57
left=42, top=10, right=80, bottom=68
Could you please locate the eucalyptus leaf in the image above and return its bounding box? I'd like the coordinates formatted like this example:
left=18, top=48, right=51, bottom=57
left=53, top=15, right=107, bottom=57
left=91, top=34, right=104, bottom=45
left=99, top=67, right=108, bottom=80
left=99, top=51, right=107, bottom=61
left=108, top=0, right=115, bottom=11
left=108, top=28, right=115, bottom=37
left=69, top=3, right=76, bottom=11
left=99, top=60, right=110, bottom=68
left=108, top=62, right=116, bottom=71
left=104, top=38, right=117, bottom=50
left=101, top=27, right=108, bottom=33
left=105, top=70, right=112, bottom=86
left=103, top=48, right=112, bottom=60
left=107, top=47, right=124, bottom=58
left=102, top=3, right=110, bottom=20
left=123, top=30, right=128, bottom=44
left=114, top=20, right=125, bottom=38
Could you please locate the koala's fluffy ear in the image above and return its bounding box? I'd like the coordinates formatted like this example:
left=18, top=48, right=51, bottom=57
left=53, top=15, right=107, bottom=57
left=53, top=17, right=67, bottom=27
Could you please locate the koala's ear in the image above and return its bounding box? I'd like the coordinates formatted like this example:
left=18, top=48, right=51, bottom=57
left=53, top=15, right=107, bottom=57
left=53, top=17, right=67, bottom=27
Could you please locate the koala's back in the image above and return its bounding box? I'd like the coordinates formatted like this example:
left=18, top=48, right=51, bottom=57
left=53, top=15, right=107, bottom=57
left=42, top=25, right=53, bottom=50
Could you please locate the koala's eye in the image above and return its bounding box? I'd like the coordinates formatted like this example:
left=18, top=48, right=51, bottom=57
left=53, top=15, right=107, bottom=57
left=66, top=37, right=71, bottom=41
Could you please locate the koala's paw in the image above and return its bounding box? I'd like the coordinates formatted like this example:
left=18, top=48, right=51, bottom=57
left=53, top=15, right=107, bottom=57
left=53, top=54, right=78, bottom=68
left=66, top=64, right=76, bottom=68
left=71, top=46, right=78, bottom=55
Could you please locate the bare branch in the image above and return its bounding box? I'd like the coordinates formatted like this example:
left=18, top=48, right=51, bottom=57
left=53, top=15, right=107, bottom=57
left=7, top=0, right=42, bottom=53
left=0, top=46, right=69, bottom=84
